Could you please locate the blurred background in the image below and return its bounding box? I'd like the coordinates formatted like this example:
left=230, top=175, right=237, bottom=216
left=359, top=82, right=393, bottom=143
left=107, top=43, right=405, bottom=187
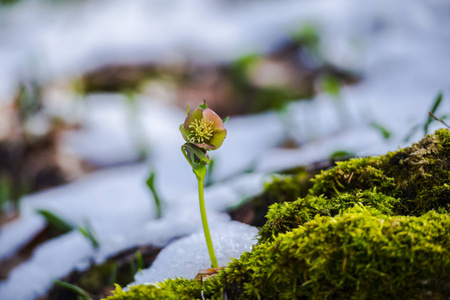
left=0, top=0, right=449, bottom=299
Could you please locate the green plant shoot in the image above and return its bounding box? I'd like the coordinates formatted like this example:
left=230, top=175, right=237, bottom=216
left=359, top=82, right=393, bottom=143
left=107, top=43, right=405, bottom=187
left=36, top=209, right=74, bottom=234
left=146, top=170, right=162, bottom=219
left=78, top=219, right=99, bottom=249
left=54, top=280, right=93, bottom=300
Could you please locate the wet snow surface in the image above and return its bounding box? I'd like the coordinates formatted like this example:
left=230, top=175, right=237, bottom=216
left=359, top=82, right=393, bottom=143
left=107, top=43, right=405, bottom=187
left=1, top=0, right=450, bottom=299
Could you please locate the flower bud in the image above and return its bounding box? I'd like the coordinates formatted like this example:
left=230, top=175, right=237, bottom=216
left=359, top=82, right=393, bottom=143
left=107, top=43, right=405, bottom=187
left=180, top=105, right=227, bottom=151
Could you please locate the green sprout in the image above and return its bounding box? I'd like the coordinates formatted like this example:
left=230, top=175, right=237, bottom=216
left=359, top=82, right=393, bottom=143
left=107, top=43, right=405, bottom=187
left=135, top=250, right=144, bottom=274
left=36, top=209, right=74, bottom=234
left=370, top=122, right=392, bottom=140
left=320, top=74, right=341, bottom=97
left=78, top=219, right=100, bottom=250
left=124, top=90, right=148, bottom=160
left=146, top=170, right=162, bottom=219
left=180, top=101, right=227, bottom=268
left=54, top=280, right=93, bottom=300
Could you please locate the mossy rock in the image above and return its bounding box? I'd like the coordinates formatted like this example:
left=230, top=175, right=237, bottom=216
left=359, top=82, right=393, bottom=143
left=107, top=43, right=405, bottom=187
left=259, top=129, right=450, bottom=242
left=311, top=129, right=450, bottom=215
left=105, top=208, right=450, bottom=299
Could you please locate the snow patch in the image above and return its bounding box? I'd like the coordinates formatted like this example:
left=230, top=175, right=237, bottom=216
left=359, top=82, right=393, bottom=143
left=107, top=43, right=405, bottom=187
left=132, top=221, right=258, bottom=285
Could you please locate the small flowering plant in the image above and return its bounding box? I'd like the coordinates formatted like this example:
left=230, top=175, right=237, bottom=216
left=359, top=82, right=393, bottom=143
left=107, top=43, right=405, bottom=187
left=180, top=101, right=227, bottom=268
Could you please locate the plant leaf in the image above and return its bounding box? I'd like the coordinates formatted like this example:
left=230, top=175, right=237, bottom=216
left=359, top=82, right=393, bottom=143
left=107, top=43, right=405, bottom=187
left=183, top=143, right=210, bottom=164
left=36, top=209, right=73, bottom=234
left=198, top=100, right=208, bottom=110
left=78, top=219, right=99, bottom=249
left=370, top=122, right=391, bottom=139
left=146, top=170, right=162, bottom=219
left=54, top=280, right=93, bottom=300
left=135, top=250, right=144, bottom=273
left=424, top=92, right=443, bottom=135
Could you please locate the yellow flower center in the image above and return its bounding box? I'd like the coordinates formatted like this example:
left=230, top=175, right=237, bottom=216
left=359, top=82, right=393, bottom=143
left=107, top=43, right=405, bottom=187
left=189, top=119, right=214, bottom=144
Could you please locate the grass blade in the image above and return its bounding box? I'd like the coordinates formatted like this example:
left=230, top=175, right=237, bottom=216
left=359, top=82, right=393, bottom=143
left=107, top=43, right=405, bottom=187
left=370, top=122, right=392, bottom=139
left=135, top=250, right=144, bottom=274
left=146, top=170, right=162, bottom=219
left=36, top=209, right=73, bottom=234
left=78, top=219, right=100, bottom=249
left=54, top=280, right=93, bottom=300
left=424, top=92, right=443, bottom=135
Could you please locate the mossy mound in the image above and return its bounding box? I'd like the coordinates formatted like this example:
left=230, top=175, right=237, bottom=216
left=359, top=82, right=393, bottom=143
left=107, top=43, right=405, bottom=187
left=105, top=208, right=450, bottom=299
left=105, top=278, right=201, bottom=300
left=258, top=190, right=400, bottom=243
left=212, top=207, right=450, bottom=300
left=312, top=129, right=450, bottom=215
left=259, top=129, right=450, bottom=243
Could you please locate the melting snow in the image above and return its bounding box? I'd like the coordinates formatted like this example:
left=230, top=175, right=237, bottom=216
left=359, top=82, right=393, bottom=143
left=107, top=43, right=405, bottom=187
left=133, top=221, right=258, bottom=285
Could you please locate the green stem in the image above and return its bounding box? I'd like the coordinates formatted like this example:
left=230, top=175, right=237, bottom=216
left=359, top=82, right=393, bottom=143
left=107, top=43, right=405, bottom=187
left=195, top=166, right=218, bottom=268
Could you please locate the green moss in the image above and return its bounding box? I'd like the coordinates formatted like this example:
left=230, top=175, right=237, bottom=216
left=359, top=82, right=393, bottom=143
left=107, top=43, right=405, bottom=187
left=105, top=278, right=202, bottom=300
left=310, top=156, right=394, bottom=197
left=258, top=129, right=450, bottom=242
left=260, top=170, right=312, bottom=204
left=208, top=207, right=450, bottom=299
left=109, top=208, right=450, bottom=300
left=312, top=129, right=450, bottom=215
left=250, top=169, right=315, bottom=226
left=258, top=190, right=401, bottom=243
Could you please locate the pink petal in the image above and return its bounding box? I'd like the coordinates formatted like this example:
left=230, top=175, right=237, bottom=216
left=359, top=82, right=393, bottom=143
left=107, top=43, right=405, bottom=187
left=203, top=108, right=224, bottom=130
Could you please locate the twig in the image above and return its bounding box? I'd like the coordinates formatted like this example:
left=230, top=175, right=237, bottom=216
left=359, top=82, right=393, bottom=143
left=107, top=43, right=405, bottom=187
left=428, top=112, right=450, bottom=129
